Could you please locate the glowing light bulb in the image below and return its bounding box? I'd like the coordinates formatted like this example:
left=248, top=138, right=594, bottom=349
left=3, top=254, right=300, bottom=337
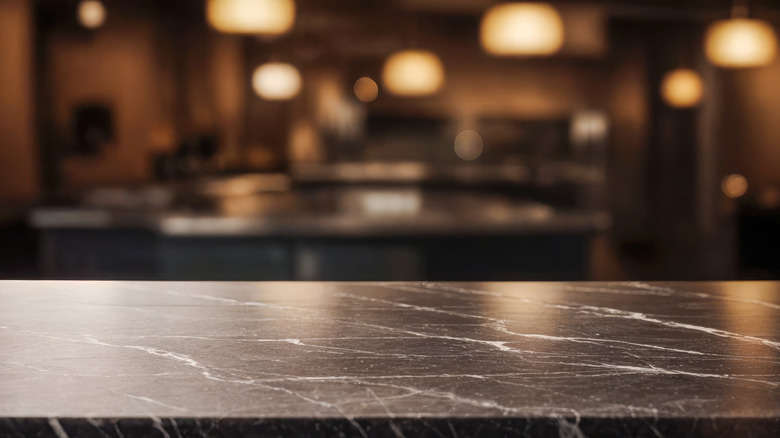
left=354, top=77, right=379, bottom=102
left=382, top=50, right=445, bottom=97
left=77, top=0, right=106, bottom=29
left=480, top=3, right=564, bottom=56
left=252, top=63, right=301, bottom=100
left=722, top=174, right=748, bottom=198
left=454, top=130, right=484, bottom=161
left=705, top=18, right=777, bottom=68
left=660, top=69, right=704, bottom=108
left=207, top=0, right=295, bottom=35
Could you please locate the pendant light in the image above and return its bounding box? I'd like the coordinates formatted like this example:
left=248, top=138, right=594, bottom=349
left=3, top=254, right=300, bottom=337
left=382, top=50, right=445, bottom=97
left=77, top=0, right=107, bottom=29
left=207, top=0, right=295, bottom=36
left=705, top=2, right=777, bottom=68
left=660, top=68, right=704, bottom=108
left=252, top=62, right=301, bottom=100
left=480, top=3, right=565, bottom=56
left=353, top=77, right=379, bottom=103
left=722, top=174, right=748, bottom=198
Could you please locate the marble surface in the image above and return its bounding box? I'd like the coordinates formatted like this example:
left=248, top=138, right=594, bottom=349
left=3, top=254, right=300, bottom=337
left=2, top=281, right=780, bottom=437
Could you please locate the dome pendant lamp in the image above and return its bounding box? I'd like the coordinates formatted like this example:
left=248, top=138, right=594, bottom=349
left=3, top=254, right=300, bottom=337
left=480, top=3, right=565, bottom=56
left=705, top=1, right=777, bottom=68
left=207, top=0, right=295, bottom=36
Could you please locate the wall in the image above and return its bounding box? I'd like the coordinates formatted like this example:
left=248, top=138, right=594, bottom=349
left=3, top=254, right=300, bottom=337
left=606, top=23, right=649, bottom=240
left=720, top=56, right=780, bottom=194
left=41, top=4, right=247, bottom=189
left=0, top=0, right=38, bottom=203
left=45, top=13, right=174, bottom=187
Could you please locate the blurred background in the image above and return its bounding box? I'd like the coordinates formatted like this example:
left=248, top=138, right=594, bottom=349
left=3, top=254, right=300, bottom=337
left=1, top=0, right=779, bottom=281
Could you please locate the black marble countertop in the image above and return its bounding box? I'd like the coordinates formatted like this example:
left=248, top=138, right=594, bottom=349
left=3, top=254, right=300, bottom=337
left=2, top=281, right=780, bottom=437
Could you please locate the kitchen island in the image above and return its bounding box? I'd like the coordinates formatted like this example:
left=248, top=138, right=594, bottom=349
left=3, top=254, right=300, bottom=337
left=31, top=184, right=607, bottom=281
left=2, top=281, right=779, bottom=437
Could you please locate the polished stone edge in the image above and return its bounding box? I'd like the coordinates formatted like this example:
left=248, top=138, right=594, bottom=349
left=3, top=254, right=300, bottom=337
left=2, top=417, right=779, bottom=438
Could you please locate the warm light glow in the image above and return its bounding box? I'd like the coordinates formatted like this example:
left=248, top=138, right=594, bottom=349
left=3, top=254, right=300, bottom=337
left=353, top=77, right=379, bottom=102
left=454, top=130, right=484, bottom=161
left=759, top=187, right=780, bottom=208
left=722, top=174, right=748, bottom=198
left=201, top=174, right=291, bottom=197
left=77, top=0, right=106, bottom=29
left=251, top=63, right=301, bottom=100
left=359, top=191, right=422, bottom=216
left=382, top=50, right=445, bottom=97
left=207, top=0, right=295, bottom=35
left=480, top=3, right=565, bottom=56
left=705, top=18, right=777, bottom=68
left=660, top=69, right=704, bottom=108
left=570, top=110, right=608, bottom=144
left=341, top=189, right=422, bottom=216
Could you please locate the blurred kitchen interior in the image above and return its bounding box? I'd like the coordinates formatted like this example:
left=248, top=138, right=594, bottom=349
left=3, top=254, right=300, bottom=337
left=1, top=0, right=779, bottom=281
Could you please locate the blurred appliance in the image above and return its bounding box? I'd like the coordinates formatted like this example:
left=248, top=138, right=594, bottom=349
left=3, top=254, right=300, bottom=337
left=71, top=104, right=113, bottom=156
left=153, top=134, right=220, bottom=180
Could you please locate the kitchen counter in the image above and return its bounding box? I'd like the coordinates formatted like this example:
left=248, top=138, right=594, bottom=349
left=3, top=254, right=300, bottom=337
left=1, top=281, right=779, bottom=436
left=30, top=206, right=608, bottom=238
left=30, top=186, right=606, bottom=281
left=30, top=186, right=608, bottom=238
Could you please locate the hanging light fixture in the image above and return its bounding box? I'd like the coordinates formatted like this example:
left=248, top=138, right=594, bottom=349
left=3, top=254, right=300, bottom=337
left=353, top=77, right=379, bottom=103
left=251, top=62, right=301, bottom=100
left=207, top=0, right=295, bottom=35
left=77, top=0, right=107, bottom=29
left=480, top=3, right=565, bottom=56
left=382, top=50, right=445, bottom=97
left=660, top=69, right=704, bottom=108
left=705, top=3, right=777, bottom=68
left=722, top=174, right=748, bottom=198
